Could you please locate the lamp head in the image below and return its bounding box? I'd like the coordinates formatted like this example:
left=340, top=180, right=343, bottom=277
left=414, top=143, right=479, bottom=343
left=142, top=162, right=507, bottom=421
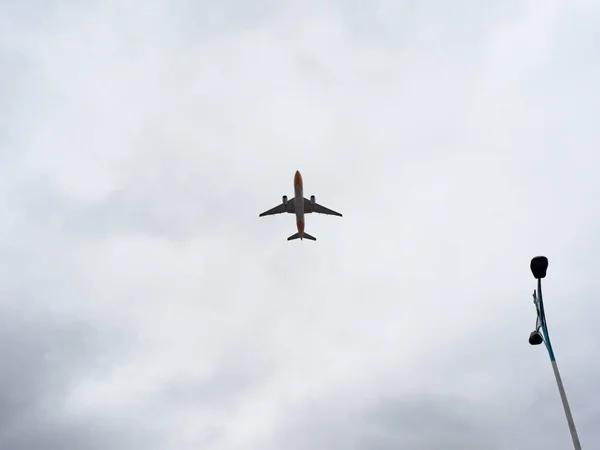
left=529, top=330, right=544, bottom=346
left=530, top=256, right=548, bottom=279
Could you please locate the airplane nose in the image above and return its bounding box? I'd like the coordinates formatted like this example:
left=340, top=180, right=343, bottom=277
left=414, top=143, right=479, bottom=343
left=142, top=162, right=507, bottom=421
left=294, top=170, right=302, bottom=187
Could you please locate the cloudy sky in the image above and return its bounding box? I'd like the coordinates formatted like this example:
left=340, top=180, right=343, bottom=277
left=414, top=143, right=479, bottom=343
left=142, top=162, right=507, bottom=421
left=1, top=0, right=599, bottom=448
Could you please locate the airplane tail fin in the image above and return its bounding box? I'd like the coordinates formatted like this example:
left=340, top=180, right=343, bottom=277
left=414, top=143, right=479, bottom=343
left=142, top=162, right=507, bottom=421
left=287, top=232, right=316, bottom=241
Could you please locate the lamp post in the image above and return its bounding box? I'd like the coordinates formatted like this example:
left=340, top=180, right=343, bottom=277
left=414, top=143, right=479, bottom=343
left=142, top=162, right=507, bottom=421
left=529, top=256, right=582, bottom=449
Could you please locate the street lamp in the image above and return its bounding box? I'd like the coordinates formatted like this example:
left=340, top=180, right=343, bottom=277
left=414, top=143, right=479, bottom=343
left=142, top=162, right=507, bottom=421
left=528, top=256, right=582, bottom=449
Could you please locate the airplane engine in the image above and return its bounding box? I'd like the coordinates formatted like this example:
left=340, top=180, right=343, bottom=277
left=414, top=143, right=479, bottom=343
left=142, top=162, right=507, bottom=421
left=310, top=195, right=315, bottom=204
left=282, top=195, right=288, bottom=205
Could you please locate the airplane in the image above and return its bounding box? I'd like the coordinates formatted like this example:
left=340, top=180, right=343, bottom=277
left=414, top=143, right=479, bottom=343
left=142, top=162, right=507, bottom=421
left=259, top=170, right=342, bottom=241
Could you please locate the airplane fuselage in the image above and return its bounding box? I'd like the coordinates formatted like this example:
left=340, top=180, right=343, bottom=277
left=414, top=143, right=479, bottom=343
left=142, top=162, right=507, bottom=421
left=294, top=170, right=305, bottom=239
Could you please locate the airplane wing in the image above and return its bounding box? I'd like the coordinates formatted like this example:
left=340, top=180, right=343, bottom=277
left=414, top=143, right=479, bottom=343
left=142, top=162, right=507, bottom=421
left=259, top=201, right=295, bottom=217
left=304, top=198, right=343, bottom=217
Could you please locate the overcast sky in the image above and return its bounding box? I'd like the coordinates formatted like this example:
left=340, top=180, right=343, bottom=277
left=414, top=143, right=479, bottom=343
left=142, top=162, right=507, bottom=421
left=1, top=0, right=599, bottom=449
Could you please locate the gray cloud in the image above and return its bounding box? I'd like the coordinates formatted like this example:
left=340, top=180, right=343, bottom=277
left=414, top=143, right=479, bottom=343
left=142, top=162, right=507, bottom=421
left=264, top=393, right=500, bottom=450
left=360, top=396, right=498, bottom=450
left=0, top=313, right=143, bottom=450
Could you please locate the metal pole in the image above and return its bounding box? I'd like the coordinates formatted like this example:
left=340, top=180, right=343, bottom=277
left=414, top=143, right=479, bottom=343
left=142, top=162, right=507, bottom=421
left=537, top=278, right=582, bottom=450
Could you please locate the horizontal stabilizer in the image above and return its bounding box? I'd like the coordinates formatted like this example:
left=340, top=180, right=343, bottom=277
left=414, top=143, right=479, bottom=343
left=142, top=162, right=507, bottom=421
left=287, top=232, right=317, bottom=241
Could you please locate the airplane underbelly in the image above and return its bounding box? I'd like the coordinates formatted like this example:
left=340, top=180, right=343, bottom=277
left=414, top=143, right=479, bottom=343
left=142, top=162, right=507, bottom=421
left=294, top=187, right=304, bottom=218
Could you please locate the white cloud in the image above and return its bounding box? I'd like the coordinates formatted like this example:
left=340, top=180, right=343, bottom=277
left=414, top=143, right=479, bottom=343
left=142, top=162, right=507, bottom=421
left=1, top=0, right=599, bottom=448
